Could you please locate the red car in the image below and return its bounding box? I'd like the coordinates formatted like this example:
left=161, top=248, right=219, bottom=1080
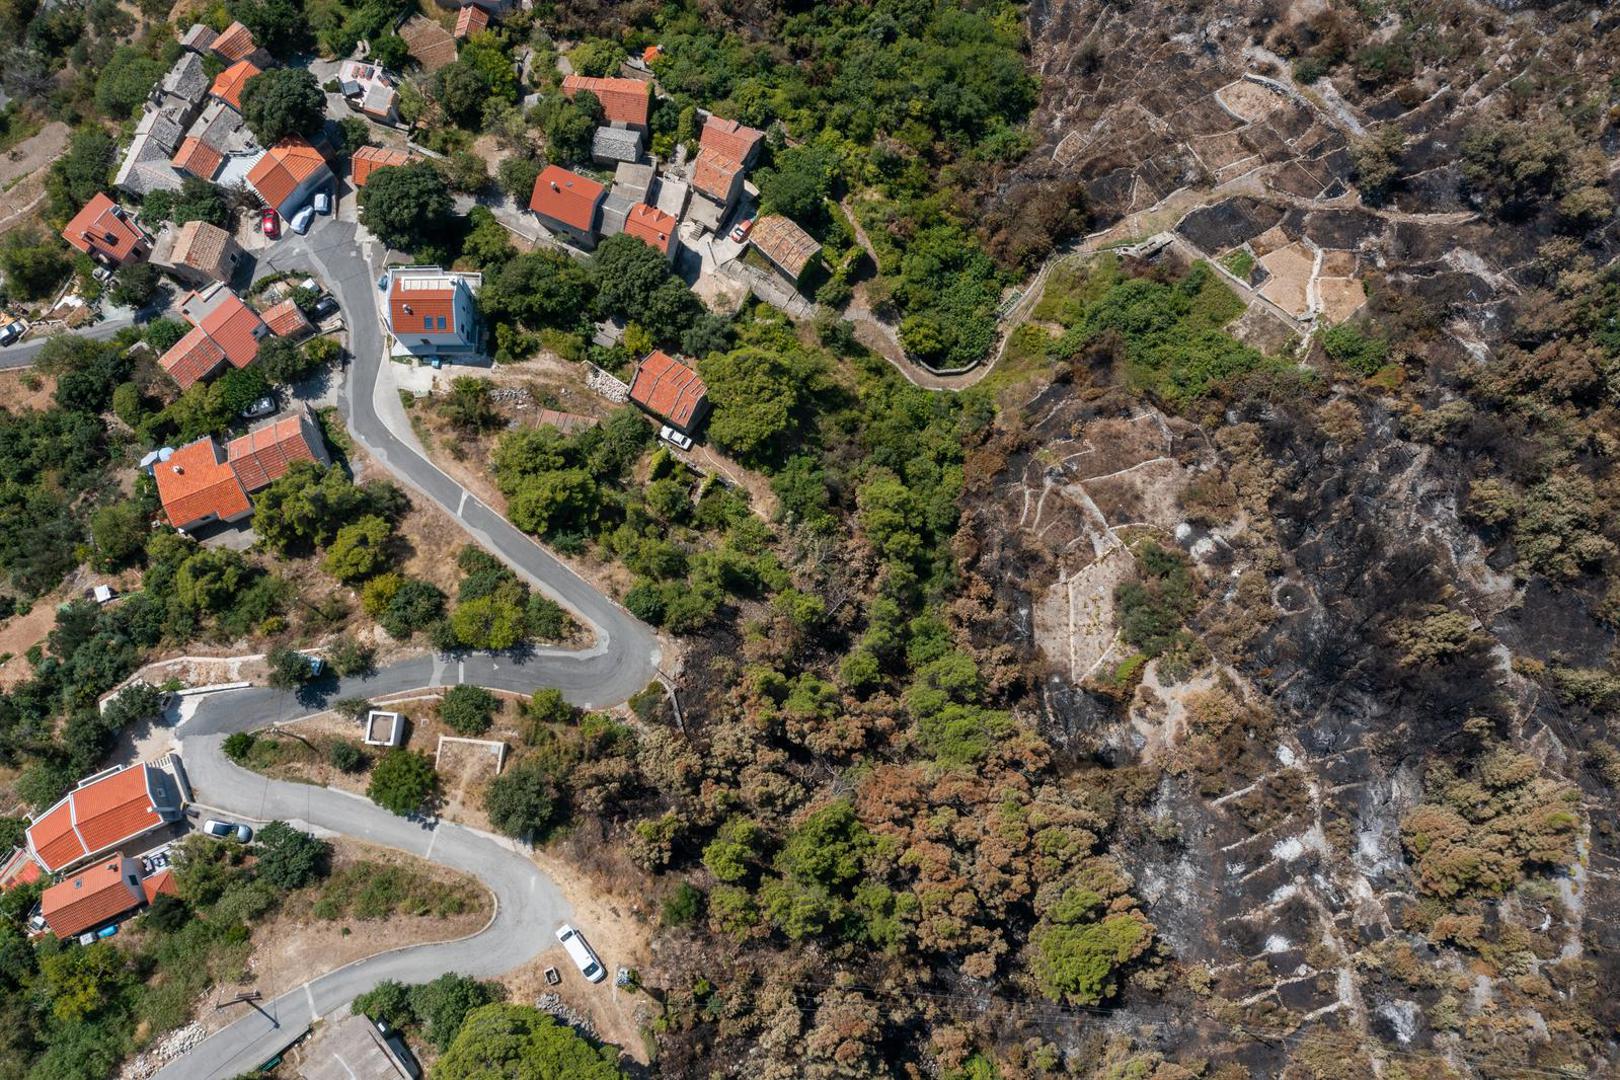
left=729, top=218, right=754, bottom=243
left=261, top=209, right=280, bottom=240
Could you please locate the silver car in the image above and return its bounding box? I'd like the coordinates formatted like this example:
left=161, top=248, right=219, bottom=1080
left=202, top=819, right=253, bottom=842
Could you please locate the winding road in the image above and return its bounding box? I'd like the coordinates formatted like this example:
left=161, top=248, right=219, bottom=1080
left=149, top=218, right=661, bottom=1077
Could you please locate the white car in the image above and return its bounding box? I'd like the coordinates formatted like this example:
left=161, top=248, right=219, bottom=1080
left=313, top=191, right=332, bottom=215
left=0, top=320, right=26, bottom=346
left=658, top=425, right=693, bottom=451
left=290, top=204, right=316, bottom=234
left=555, top=923, right=605, bottom=982
left=202, top=819, right=253, bottom=842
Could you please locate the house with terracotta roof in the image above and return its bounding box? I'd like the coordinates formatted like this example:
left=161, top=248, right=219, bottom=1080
left=209, top=59, right=260, bottom=112
left=0, top=847, right=42, bottom=891
left=62, top=193, right=151, bottom=268
left=398, top=14, right=458, bottom=73
left=26, top=764, right=183, bottom=875
left=159, top=283, right=269, bottom=389
left=700, top=115, right=765, bottom=168
left=562, top=74, right=650, bottom=130
left=629, top=350, right=709, bottom=435
left=248, top=137, right=333, bottom=217
left=385, top=266, right=483, bottom=358
left=691, top=148, right=745, bottom=224
left=150, top=220, right=242, bottom=288
left=454, top=5, right=488, bottom=37
left=338, top=61, right=400, bottom=123
left=154, top=408, right=330, bottom=530
left=261, top=298, right=312, bottom=339
left=623, top=204, right=679, bottom=263
left=749, top=214, right=822, bottom=288
left=351, top=145, right=414, bottom=188
left=171, top=136, right=224, bottom=181
left=39, top=857, right=147, bottom=940
left=529, top=165, right=605, bottom=249
left=210, top=21, right=266, bottom=65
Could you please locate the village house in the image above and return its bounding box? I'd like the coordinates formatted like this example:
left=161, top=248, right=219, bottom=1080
left=113, top=107, right=187, bottom=198
left=153, top=408, right=331, bottom=531
left=149, top=220, right=242, bottom=288
left=689, top=148, right=745, bottom=230
left=171, top=136, right=225, bottom=182
left=749, top=214, right=822, bottom=289
left=592, top=126, right=644, bottom=167
left=209, top=59, right=261, bottom=113
left=25, top=763, right=185, bottom=875
left=209, top=21, right=271, bottom=67
left=700, top=115, right=765, bottom=168
left=398, top=14, right=458, bottom=73
left=613, top=161, right=656, bottom=205
left=248, top=137, right=333, bottom=218
left=337, top=61, right=400, bottom=124
left=38, top=857, right=166, bottom=940
left=561, top=74, right=651, bottom=131
left=351, top=145, right=415, bottom=188
left=160, top=283, right=270, bottom=390
left=262, top=298, right=313, bottom=339
left=529, top=165, right=605, bottom=249
left=61, top=193, right=151, bottom=268
left=629, top=350, right=709, bottom=435
left=453, top=4, right=488, bottom=38
left=623, top=203, right=679, bottom=263
left=385, top=266, right=483, bottom=359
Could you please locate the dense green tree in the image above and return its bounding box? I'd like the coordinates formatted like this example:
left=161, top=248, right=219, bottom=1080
left=367, top=749, right=436, bottom=815
left=229, top=0, right=307, bottom=55
left=142, top=177, right=231, bottom=228
left=434, top=1004, right=624, bottom=1079
left=254, top=820, right=330, bottom=888
left=497, top=155, right=544, bottom=202
left=322, top=515, right=394, bottom=582
left=507, top=469, right=599, bottom=537
left=89, top=501, right=148, bottom=571
left=440, top=684, right=498, bottom=735
left=698, top=346, right=822, bottom=465
left=107, top=261, right=159, bottom=309
left=239, top=68, right=326, bottom=145
left=49, top=128, right=116, bottom=218
left=266, top=645, right=316, bottom=689
left=756, top=145, right=835, bottom=227
left=484, top=760, right=557, bottom=839
left=359, top=162, right=453, bottom=252
left=481, top=251, right=595, bottom=331
left=0, top=229, right=70, bottom=300
left=95, top=47, right=167, bottom=119
left=409, top=974, right=503, bottom=1051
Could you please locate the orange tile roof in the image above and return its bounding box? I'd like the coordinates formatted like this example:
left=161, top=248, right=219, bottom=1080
left=211, top=21, right=257, bottom=63
left=529, top=165, right=603, bottom=233
left=749, top=214, right=822, bottom=278
left=172, top=137, right=224, bottom=180
left=41, top=859, right=144, bottom=939
left=171, top=220, right=234, bottom=277
left=642, top=45, right=662, bottom=65
left=155, top=437, right=251, bottom=528
left=225, top=414, right=321, bottom=491
left=388, top=275, right=460, bottom=335
left=398, top=14, right=457, bottom=72
left=197, top=290, right=267, bottom=369
left=248, top=137, right=329, bottom=213
left=562, top=74, right=650, bottom=128
left=158, top=325, right=228, bottom=390
left=454, top=5, right=488, bottom=37
left=0, top=848, right=41, bottom=890
left=141, top=869, right=177, bottom=903
left=26, top=765, right=168, bottom=874
left=62, top=193, right=147, bottom=264
left=630, top=350, right=707, bottom=429
left=700, top=116, right=764, bottom=164
left=210, top=59, right=260, bottom=111
left=623, top=203, right=676, bottom=255
left=351, top=145, right=413, bottom=188
left=262, top=298, right=311, bottom=337
left=692, top=148, right=743, bottom=203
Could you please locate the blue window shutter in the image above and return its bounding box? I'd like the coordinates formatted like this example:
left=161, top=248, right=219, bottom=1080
left=423, top=316, right=431, bottom=330
left=437, top=316, right=446, bottom=330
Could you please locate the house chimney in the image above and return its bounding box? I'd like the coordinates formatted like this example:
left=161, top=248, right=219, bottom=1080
left=550, top=181, right=560, bottom=191
left=172, top=465, right=183, bottom=474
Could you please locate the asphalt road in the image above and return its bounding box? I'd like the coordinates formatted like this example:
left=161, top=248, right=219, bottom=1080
left=151, top=729, right=567, bottom=1079
left=0, top=310, right=137, bottom=369
left=148, top=217, right=661, bottom=1076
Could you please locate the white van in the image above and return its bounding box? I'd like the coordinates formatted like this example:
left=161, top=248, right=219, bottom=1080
left=555, top=923, right=605, bottom=982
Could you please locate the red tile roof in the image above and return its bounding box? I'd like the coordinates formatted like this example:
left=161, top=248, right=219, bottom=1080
left=62, top=193, right=147, bottom=264
left=0, top=848, right=41, bottom=890
left=197, top=291, right=267, bottom=369
left=141, top=869, right=176, bottom=903
left=172, top=137, right=224, bottom=180
left=692, top=148, right=743, bottom=203
left=248, top=137, right=329, bottom=213
left=388, top=275, right=460, bottom=335
left=351, top=145, right=413, bottom=188
left=562, top=74, right=650, bottom=128
left=211, top=21, right=257, bottom=62
left=700, top=116, right=764, bottom=164
left=225, top=414, right=322, bottom=491
left=210, top=59, right=260, bottom=111
left=630, top=350, right=707, bottom=429
left=26, top=765, right=168, bottom=874
left=158, top=324, right=228, bottom=389
left=529, top=165, right=603, bottom=233
left=262, top=298, right=312, bottom=337
left=155, top=437, right=251, bottom=528
left=749, top=214, right=822, bottom=279
left=454, top=5, right=488, bottom=38
left=41, top=859, right=144, bottom=939
left=623, top=203, right=676, bottom=255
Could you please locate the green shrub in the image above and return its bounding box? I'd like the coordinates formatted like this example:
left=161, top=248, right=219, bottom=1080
left=440, top=685, right=499, bottom=735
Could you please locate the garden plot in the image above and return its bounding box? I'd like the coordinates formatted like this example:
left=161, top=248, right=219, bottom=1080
left=1257, top=241, right=1316, bottom=317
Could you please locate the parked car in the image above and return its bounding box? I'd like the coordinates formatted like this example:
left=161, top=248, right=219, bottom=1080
left=556, top=924, right=605, bottom=982
left=658, top=425, right=693, bottom=451
left=202, top=820, right=253, bottom=842
left=240, top=395, right=276, bottom=419
left=306, top=655, right=326, bottom=678
left=311, top=296, right=340, bottom=321
left=290, top=204, right=316, bottom=235
left=0, top=320, right=25, bottom=346
left=730, top=218, right=755, bottom=243
left=313, top=191, right=332, bottom=215
left=376, top=273, right=389, bottom=291
left=261, top=209, right=280, bottom=239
